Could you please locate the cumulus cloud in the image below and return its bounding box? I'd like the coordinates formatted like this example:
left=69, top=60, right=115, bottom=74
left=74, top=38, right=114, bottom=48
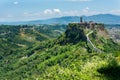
left=44, top=9, right=53, bottom=14
left=44, top=9, right=61, bottom=14
left=53, top=9, right=61, bottom=13
left=21, top=9, right=61, bottom=20
left=13, top=1, right=19, bottom=5
left=22, top=8, right=98, bottom=20
left=12, top=8, right=103, bottom=21
left=83, top=7, right=89, bottom=13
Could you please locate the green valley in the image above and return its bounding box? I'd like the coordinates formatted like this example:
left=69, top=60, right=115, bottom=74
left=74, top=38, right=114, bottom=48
left=0, top=23, right=120, bottom=80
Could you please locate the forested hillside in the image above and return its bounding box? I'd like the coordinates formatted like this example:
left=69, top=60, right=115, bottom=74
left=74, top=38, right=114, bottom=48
left=0, top=23, right=120, bottom=80
left=0, top=24, right=66, bottom=60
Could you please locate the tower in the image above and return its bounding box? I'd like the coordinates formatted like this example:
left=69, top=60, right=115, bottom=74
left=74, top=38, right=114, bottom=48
left=80, top=17, right=83, bottom=23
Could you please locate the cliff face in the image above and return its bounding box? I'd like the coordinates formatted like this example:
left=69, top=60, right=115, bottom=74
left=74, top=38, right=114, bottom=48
left=65, top=23, right=87, bottom=43
left=57, top=23, right=87, bottom=45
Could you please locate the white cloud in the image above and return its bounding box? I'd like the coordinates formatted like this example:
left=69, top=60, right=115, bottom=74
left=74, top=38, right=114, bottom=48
left=53, top=9, right=61, bottom=13
left=83, top=7, right=89, bottom=13
left=86, top=7, right=89, bottom=10
left=21, top=9, right=98, bottom=21
left=44, top=9, right=61, bottom=14
left=13, top=1, right=19, bottom=5
left=3, top=9, right=110, bottom=21
left=66, top=0, right=92, bottom=2
left=42, top=9, right=62, bottom=19
left=44, top=9, right=53, bottom=14
left=43, top=9, right=61, bottom=15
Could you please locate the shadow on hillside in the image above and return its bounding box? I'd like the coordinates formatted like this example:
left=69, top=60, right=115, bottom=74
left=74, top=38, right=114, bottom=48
left=98, top=65, right=120, bottom=80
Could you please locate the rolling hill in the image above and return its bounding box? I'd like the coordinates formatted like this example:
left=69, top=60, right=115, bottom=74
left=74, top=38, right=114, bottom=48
left=0, top=24, right=66, bottom=59
left=0, top=22, right=120, bottom=80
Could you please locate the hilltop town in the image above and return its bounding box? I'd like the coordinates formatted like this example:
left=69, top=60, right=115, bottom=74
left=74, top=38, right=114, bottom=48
left=69, top=17, right=105, bottom=32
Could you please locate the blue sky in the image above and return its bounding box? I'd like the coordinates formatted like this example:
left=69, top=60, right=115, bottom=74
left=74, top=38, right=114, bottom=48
left=0, top=0, right=120, bottom=21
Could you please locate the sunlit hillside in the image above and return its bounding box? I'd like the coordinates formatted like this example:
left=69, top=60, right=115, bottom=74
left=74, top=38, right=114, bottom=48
left=0, top=23, right=120, bottom=80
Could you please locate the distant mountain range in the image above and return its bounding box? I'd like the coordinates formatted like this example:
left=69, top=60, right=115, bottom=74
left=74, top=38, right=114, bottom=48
left=1, top=14, right=120, bottom=25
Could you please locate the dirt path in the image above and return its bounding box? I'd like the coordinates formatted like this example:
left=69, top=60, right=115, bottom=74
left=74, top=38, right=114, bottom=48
left=86, top=31, right=102, bottom=53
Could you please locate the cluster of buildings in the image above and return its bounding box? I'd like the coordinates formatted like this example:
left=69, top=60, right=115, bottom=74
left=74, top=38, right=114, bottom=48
left=79, top=17, right=95, bottom=30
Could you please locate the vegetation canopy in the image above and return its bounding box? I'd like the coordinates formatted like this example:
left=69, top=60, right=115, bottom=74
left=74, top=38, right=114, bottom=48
left=0, top=23, right=120, bottom=80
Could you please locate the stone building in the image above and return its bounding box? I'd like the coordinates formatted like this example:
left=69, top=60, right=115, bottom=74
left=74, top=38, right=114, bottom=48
left=79, top=17, right=95, bottom=30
